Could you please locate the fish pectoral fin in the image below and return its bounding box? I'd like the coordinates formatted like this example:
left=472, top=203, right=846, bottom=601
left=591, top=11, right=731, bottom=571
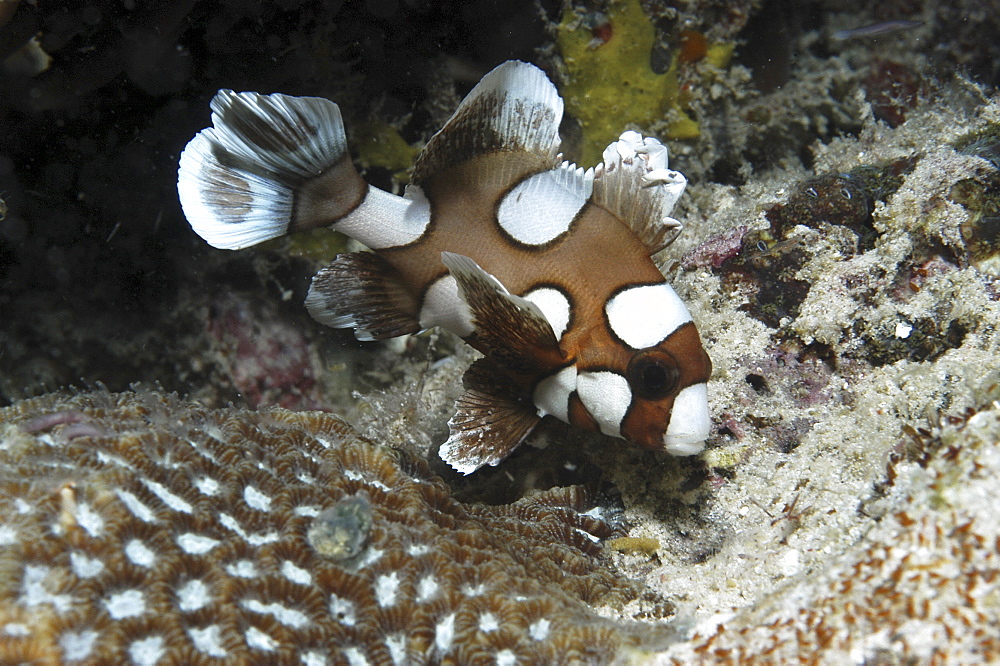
left=441, top=252, right=563, bottom=373
left=306, top=252, right=421, bottom=341
left=439, top=358, right=542, bottom=475
left=178, top=89, right=367, bottom=250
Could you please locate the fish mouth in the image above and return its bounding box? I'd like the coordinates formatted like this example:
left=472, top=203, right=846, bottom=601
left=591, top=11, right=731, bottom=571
left=662, top=383, right=710, bottom=456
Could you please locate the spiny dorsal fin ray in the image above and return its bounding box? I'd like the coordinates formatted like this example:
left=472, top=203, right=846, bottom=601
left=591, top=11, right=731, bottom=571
left=591, top=131, right=687, bottom=255
left=439, top=358, right=542, bottom=475
left=440, top=252, right=564, bottom=374
left=411, top=61, right=563, bottom=186
left=306, top=252, right=421, bottom=341
left=178, top=90, right=365, bottom=250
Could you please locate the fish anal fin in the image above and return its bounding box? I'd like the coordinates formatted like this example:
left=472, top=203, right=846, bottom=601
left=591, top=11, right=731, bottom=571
left=439, top=358, right=542, bottom=475
left=305, top=252, right=420, bottom=341
left=440, top=252, right=563, bottom=374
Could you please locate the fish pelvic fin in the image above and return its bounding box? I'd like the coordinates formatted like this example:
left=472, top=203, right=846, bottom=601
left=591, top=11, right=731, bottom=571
left=439, top=358, right=542, bottom=475
left=441, top=252, right=564, bottom=374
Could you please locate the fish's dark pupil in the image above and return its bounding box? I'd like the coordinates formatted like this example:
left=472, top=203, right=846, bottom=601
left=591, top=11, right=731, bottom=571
left=627, top=351, right=679, bottom=400
left=642, top=363, right=669, bottom=393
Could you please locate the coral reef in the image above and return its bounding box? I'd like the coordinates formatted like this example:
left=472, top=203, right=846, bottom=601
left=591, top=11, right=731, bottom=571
left=0, top=390, right=673, bottom=664
left=2, top=0, right=1000, bottom=662
left=658, top=389, right=1000, bottom=663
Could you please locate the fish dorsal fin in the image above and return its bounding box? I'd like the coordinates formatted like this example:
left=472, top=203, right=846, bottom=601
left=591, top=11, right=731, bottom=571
left=439, top=358, right=542, bottom=474
left=411, top=61, right=563, bottom=185
left=591, top=131, right=688, bottom=255
left=440, top=252, right=564, bottom=374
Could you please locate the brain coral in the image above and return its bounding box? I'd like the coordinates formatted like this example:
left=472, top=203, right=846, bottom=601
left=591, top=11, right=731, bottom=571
left=0, top=391, right=667, bottom=665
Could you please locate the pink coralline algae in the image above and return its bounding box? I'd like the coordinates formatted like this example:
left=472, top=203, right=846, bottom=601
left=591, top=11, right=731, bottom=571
left=681, top=225, right=748, bottom=270
left=205, top=293, right=326, bottom=410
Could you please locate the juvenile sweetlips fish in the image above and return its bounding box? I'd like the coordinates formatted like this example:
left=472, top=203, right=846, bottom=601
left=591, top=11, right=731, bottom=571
left=177, top=60, right=712, bottom=474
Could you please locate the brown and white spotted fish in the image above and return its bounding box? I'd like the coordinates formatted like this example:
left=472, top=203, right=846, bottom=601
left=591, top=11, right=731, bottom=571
left=177, top=60, right=712, bottom=474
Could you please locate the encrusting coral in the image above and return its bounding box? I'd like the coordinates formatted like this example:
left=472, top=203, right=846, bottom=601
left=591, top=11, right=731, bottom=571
left=0, top=391, right=672, bottom=664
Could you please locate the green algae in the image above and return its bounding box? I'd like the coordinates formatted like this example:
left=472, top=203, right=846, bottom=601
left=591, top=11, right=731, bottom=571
left=352, top=120, right=420, bottom=184
left=557, top=0, right=699, bottom=166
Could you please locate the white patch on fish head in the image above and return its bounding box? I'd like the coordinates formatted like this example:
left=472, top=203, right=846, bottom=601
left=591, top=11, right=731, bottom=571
left=663, top=383, right=710, bottom=455
left=419, top=275, right=474, bottom=338
left=533, top=365, right=577, bottom=423
left=496, top=166, right=591, bottom=246
left=576, top=371, right=631, bottom=438
left=522, top=287, right=571, bottom=340
left=605, top=283, right=692, bottom=350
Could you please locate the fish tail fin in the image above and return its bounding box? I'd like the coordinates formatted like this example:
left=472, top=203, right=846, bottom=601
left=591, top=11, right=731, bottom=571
left=178, top=90, right=367, bottom=250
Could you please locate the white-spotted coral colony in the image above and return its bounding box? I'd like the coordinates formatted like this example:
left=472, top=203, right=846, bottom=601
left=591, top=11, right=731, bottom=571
left=0, top=391, right=674, bottom=663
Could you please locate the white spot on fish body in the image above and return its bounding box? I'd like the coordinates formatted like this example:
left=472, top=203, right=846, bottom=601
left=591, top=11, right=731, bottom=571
left=533, top=365, right=577, bottom=423
left=419, top=275, right=474, bottom=337
left=497, top=168, right=589, bottom=245
left=663, top=383, right=710, bottom=455
left=576, top=371, right=631, bottom=438
left=523, top=287, right=571, bottom=340
left=335, top=185, right=431, bottom=250
left=605, top=283, right=691, bottom=349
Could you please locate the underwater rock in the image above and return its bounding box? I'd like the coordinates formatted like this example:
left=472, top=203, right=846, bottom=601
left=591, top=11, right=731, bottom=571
left=659, top=393, right=1000, bottom=663
left=0, top=390, right=673, bottom=664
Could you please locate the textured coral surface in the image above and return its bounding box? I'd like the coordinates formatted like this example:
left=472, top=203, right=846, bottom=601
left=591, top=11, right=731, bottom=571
left=0, top=391, right=663, bottom=665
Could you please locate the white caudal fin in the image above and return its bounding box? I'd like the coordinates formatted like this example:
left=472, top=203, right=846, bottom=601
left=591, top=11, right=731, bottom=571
left=178, top=90, right=366, bottom=250
left=411, top=61, right=563, bottom=185
left=591, top=131, right=688, bottom=255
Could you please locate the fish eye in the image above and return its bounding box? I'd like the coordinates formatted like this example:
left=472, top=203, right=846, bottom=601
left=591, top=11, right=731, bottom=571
left=626, top=349, right=680, bottom=401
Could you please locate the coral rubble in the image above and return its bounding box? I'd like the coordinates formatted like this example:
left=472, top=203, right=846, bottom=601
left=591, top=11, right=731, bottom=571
left=0, top=390, right=669, bottom=664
